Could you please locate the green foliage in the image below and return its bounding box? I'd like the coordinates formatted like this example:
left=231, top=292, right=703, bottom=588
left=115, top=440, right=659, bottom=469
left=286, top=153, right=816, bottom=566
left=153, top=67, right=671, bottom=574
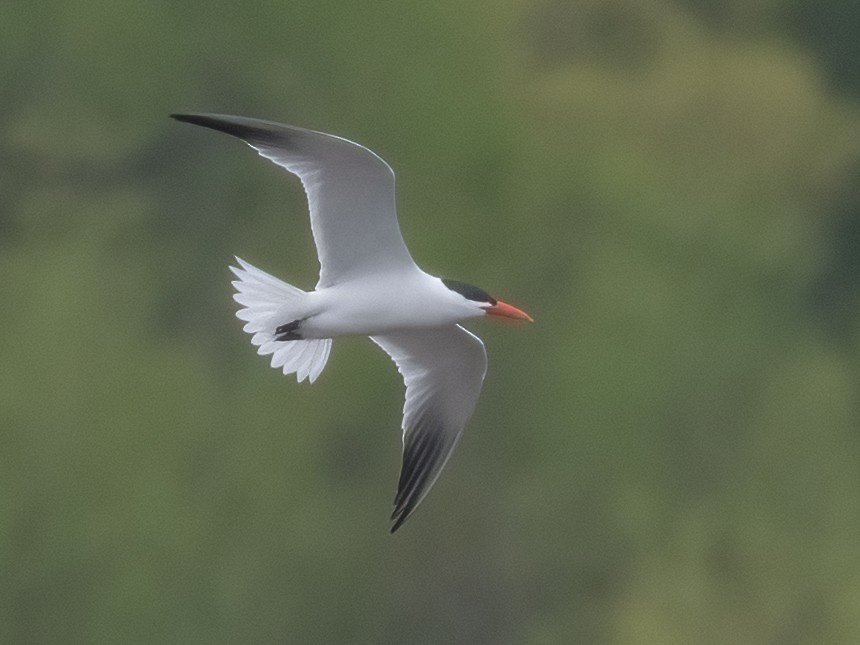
left=3, top=0, right=860, bottom=642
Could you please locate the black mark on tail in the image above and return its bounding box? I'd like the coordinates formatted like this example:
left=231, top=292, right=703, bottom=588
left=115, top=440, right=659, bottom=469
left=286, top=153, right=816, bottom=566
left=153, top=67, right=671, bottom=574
left=275, top=320, right=303, bottom=341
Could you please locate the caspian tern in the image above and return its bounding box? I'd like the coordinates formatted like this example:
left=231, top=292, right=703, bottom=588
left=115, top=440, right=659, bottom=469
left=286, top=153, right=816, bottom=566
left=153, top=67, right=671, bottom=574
left=171, top=114, right=532, bottom=532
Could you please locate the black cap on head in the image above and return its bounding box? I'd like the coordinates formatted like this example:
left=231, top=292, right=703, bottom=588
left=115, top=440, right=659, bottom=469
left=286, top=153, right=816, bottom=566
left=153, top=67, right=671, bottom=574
left=441, top=279, right=497, bottom=305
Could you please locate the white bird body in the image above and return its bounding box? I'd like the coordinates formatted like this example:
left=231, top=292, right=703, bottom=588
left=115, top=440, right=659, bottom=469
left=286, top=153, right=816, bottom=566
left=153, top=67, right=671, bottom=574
left=301, top=272, right=484, bottom=337
left=172, top=113, right=531, bottom=531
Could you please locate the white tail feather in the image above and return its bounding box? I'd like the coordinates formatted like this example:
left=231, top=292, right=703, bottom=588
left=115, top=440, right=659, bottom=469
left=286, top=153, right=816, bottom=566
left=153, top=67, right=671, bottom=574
left=230, top=257, right=331, bottom=383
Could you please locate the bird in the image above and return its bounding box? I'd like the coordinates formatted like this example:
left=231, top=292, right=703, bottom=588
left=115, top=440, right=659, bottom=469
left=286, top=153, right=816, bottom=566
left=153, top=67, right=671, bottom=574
left=171, top=113, right=532, bottom=532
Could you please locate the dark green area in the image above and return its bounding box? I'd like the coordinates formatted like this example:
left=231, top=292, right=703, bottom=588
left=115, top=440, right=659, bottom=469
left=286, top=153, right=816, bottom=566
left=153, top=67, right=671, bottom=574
left=3, top=0, right=860, bottom=642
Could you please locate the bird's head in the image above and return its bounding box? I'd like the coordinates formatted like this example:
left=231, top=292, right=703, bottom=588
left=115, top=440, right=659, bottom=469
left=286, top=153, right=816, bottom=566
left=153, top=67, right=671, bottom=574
left=441, top=279, right=533, bottom=322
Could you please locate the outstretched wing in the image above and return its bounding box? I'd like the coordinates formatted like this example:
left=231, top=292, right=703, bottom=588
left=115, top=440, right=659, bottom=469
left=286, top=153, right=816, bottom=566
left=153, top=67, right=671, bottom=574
left=371, top=325, right=488, bottom=532
left=171, top=113, right=419, bottom=287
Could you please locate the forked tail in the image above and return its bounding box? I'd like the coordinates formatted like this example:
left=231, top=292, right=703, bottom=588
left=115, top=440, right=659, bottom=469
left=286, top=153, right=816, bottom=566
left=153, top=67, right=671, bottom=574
left=230, top=257, right=331, bottom=383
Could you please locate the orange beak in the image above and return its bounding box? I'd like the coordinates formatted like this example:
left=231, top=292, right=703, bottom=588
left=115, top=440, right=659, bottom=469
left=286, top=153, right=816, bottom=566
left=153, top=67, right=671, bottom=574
left=485, top=300, right=533, bottom=322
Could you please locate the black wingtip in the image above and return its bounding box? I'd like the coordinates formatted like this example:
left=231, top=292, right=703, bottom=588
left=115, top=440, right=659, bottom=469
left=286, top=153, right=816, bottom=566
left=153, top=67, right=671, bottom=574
left=170, top=113, right=247, bottom=137
left=388, top=421, right=448, bottom=534
left=390, top=503, right=416, bottom=533
left=170, top=113, right=209, bottom=125
left=169, top=113, right=290, bottom=146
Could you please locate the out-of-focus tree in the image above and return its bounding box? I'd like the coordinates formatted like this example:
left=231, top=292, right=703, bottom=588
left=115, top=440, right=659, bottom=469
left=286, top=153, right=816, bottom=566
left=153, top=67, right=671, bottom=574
left=3, top=1, right=860, bottom=643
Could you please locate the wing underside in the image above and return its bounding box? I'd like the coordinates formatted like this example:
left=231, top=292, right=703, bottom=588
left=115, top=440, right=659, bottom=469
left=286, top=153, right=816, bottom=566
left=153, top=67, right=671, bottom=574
left=171, top=113, right=419, bottom=286
left=371, top=325, right=487, bottom=532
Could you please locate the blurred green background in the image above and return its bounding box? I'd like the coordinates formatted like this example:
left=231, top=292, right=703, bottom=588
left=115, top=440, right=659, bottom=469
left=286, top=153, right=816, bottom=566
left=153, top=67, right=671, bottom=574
left=4, top=0, right=860, bottom=642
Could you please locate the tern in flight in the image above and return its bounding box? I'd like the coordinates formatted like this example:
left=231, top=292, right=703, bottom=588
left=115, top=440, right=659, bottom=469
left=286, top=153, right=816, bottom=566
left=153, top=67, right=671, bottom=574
left=171, top=114, right=532, bottom=532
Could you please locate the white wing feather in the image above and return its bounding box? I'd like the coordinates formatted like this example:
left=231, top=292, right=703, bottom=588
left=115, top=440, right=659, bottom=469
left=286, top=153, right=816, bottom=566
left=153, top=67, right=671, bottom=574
left=371, top=325, right=487, bottom=531
left=172, top=114, right=419, bottom=287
